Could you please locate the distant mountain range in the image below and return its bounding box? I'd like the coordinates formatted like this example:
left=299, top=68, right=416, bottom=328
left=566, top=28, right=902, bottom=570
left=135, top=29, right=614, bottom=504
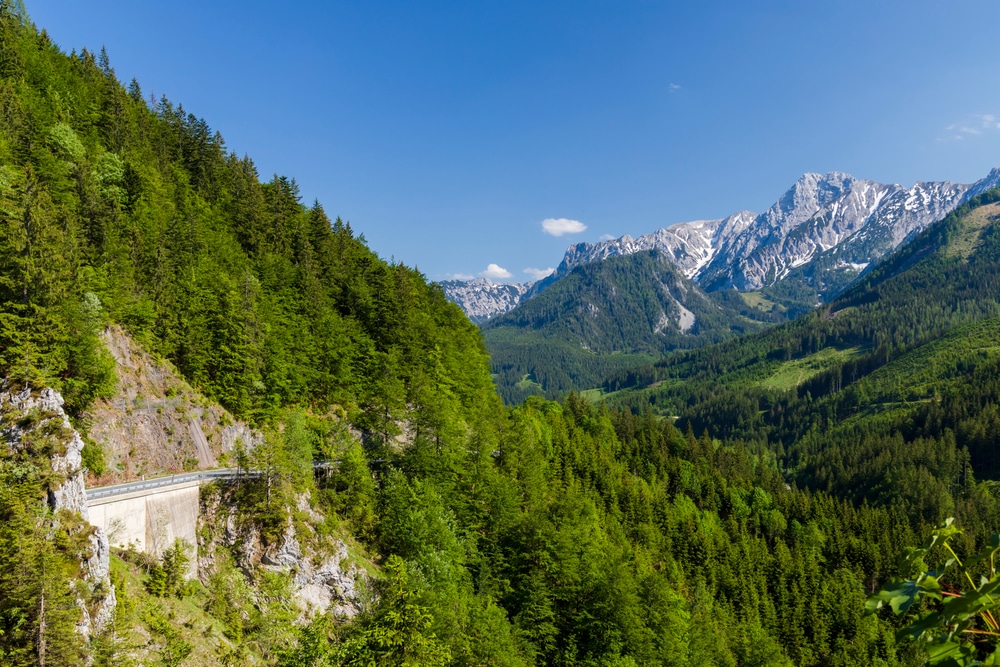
left=443, top=167, right=1000, bottom=401
left=443, top=168, right=1000, bottom=321
left=437, top=278, right=530, bottom=324
left=606, top=186, right=1000, bottom=503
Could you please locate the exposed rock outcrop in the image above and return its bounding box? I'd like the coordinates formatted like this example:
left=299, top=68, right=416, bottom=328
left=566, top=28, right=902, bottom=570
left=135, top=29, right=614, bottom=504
left=440, top=277, right=532, bottom=323
left=0, top=385, right=116, bottom=636
left=200, top=486, right=366, bottom=620
left=261, top=521, right=365, bottom=617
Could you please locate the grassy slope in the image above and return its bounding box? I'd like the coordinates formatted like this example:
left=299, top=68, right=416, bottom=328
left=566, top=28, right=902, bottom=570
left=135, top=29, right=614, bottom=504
left=759, top=345, right=867, bottom=390
left=108, top=554, right=232, bottom=666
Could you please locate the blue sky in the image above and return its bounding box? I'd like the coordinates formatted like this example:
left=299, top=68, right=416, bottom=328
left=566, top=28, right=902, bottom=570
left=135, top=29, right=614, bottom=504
left=29, top=1, right=1000, bottom=283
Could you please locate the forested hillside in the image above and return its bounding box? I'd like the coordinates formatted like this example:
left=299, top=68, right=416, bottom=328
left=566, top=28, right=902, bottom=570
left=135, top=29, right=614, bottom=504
left=5, top=1, right=1000, bottom=665
left=0, top=3, right=494, bottom=430
left=484, top=250, right=782, bottom=403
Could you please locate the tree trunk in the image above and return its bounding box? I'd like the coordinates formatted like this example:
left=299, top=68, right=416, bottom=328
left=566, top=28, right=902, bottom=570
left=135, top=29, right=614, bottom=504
left=37, top=586, right=46, bottom=667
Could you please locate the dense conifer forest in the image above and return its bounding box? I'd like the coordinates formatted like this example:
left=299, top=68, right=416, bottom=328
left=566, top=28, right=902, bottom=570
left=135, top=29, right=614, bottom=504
left=5, top=2, right=1000, bottom=664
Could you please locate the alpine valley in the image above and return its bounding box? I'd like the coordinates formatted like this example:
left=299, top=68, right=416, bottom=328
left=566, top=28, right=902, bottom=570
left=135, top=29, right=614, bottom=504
left=446, top=169, right=1000, bottom=401
left=8, top=2, right=1000, bottom=666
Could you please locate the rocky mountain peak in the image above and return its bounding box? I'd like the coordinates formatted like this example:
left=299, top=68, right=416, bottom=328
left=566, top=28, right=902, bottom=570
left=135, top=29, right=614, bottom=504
left=962, top=167, right=1000, bottom=202
left=762, top=171, right=860, bottom=233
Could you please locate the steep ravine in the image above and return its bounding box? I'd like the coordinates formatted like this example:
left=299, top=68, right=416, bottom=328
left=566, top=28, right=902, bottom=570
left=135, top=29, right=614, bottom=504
left=84, top=326, right=370, bottom=619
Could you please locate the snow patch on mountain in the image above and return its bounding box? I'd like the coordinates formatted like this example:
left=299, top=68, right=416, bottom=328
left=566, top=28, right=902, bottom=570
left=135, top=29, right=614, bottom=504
left=563, top=169, right=999, bottom=293
left=440, top=278, right=531, bottom=324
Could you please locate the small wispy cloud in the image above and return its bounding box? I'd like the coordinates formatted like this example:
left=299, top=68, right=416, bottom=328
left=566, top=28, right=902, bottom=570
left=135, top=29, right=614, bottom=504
left=446, top=272, right=475, bottom=280
left=541, top=218, right=587, bottom=237
left=523, top=267, right=555, bottom=281
left=941, top=114, right=1000, bottom=141
left=481, top=263, right=512, bottom=280
left=945, top=123, right=982, bottom=138
left=668, top=83, right=681, bottom=93
left=599, top=233, right=615, bottom=241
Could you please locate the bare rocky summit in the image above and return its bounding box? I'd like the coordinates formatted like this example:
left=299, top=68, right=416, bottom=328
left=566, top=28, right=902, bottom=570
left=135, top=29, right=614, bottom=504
left=561, top=169, right=1000, bottom=293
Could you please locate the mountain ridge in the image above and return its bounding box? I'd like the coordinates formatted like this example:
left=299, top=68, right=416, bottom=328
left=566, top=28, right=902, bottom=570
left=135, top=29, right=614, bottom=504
left=443, top=168, right=1000, bottom=322
left=482, top=250, right=780, bottom=402
left=563, top=169, right=1000, bottom=294
left=438, top=277, right=532, bottom=323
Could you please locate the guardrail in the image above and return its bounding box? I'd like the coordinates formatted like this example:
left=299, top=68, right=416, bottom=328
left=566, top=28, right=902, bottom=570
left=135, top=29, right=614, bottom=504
left=86, top=468, right=243, bottom=500
left=84, top=459, right=346, bottom=501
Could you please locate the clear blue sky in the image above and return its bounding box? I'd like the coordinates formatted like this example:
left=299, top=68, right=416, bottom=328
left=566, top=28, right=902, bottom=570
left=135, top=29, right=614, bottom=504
left=29, top=1, right=1000, bottom=283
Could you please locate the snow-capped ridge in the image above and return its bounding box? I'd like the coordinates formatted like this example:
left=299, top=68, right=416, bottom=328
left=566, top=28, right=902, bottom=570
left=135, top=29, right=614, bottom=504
left=442, top=167, right=1000, bottom=321
left=560, top=169, right=997, bottom=293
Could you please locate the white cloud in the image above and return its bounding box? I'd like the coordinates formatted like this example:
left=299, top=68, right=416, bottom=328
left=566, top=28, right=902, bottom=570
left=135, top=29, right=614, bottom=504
left=941, top=114, right=1000, bottom=141
left=947, top=123, right=982, bottom=136
left=599, top=233, right=615, bottom=241
left=523, top=267, right=555, bottom=281
left=668, top=83, right=681, bottom=93
left=541, top=218, right=587, bottom=236
left=446, top=272, right=474, bottom=280
left=481, top=263, right=512, bottom=280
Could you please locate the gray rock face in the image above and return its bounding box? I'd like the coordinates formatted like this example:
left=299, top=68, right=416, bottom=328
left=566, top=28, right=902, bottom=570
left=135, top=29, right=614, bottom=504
left=202, top=489, right=366, bottom=619
left=961, top=167, right=1000, bottom=203
left=87, top=531, right=116, bottom=632
left=88, top=325, right=261, bottom=483
left=560, top=168, right=1000, bottom=293
left=559, top=211, right=756, bottom=280
left=261, top=523, right=364, bottom=618
left=0, top=385, right=116, bottom=637
left=698, top=175, right=968, bottom=291
left=440, top=277, right=532, bottom=323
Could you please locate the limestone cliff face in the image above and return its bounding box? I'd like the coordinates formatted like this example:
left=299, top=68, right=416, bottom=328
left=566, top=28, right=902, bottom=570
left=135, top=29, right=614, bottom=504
left=259, top=516, right=365, bottom=618
left=199, top=486, right=367, bottom=619
left=0, top=385, right=116, bottom=636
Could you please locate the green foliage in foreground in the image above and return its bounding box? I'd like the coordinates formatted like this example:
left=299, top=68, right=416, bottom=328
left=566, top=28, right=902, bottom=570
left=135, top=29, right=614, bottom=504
left=144, top=539, right=192, bottom=598
left=869, top=519, right=1000, bottom=666
left=0, top=401, right=100, bottom=666
left=39, top=382, right=961, bottom=666
left=283, top=394, right=942, bottom=666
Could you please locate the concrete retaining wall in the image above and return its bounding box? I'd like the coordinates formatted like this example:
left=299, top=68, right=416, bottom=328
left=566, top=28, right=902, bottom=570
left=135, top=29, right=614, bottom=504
left=87, top=481, right=200, bottom=577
